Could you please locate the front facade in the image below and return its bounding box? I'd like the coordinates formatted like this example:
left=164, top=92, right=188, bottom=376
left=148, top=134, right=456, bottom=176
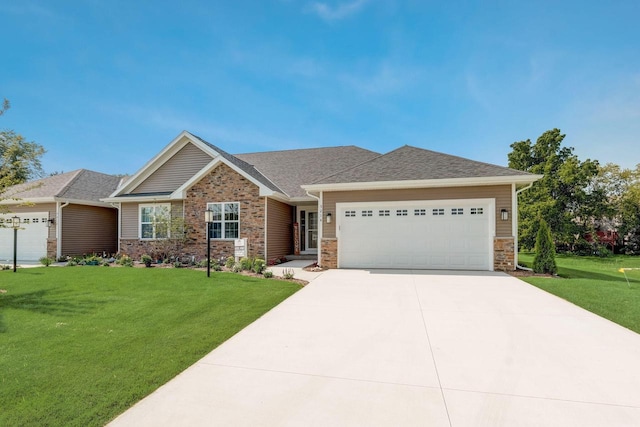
left=105, top=131, right=541, bottom=271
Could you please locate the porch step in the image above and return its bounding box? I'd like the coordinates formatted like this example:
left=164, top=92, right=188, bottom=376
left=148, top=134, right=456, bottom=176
left=285, top=254, right=317, bottom=261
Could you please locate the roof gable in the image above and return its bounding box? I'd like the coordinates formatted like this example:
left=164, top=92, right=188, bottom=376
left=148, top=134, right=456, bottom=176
left=1, top=169, right=121, bottom=204
left=310, top=145, right=535, bottom=185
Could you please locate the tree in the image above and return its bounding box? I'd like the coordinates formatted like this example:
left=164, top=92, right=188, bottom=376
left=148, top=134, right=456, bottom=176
left=533, top=218, right=557, bottom=274
left=591, top=163, right=640, bottom=253
left=508, top=129, right=601, bottom=250
left=0, top=100, right=46, bottom=195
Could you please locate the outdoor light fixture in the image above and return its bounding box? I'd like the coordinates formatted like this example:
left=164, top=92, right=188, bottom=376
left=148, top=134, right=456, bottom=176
left=326, top=212, right=332, bottom=224
left=47, top=218, right=55, bottom=227
left=11, top=216, right=20, bottom=272
left=204, top=209, right=214, bottom=278
left=501, top=209, right=509, bottom=221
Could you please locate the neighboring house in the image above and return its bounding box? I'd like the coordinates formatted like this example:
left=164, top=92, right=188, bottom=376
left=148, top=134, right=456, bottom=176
left=0, top=169, right=120, bottom=262
left=104, top=131, right=541, bottom=271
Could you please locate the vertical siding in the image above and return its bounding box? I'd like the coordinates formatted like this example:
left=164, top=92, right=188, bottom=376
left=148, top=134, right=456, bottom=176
left=132, top=142, right=212, bottom=193
left=266, top=198, right=293, bottom=260
left=322, top=185, right=513, bottom=238
left=61, top=204, right=117, bottom=256
left=4, top=203, right=57, bottom=239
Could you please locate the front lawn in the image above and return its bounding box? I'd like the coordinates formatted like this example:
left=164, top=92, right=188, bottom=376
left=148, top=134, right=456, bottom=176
left=0, top=267, right=301, bottom=426
left=518, top=253, right=640, bottom=334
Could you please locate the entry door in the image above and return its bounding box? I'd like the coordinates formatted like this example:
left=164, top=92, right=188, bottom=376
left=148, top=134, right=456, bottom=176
left=303, top=210, right=318, bottom=253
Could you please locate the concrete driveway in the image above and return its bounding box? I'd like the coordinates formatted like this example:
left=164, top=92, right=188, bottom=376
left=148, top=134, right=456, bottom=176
left=109, top=269, right=640, bottom=426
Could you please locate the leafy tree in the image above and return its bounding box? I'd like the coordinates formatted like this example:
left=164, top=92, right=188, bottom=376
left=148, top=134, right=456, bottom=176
left=591, top=163, right=640, bottom=253
left=533, top=218, right=557, bottom=274
left=0, top=100, right=46, bottom=194
left=508, top=129, right=601, bottom=250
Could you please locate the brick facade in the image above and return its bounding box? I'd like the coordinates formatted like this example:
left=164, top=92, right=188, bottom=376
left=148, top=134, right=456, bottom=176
left=493, top=237, right=515, bottom=271
left=119, top=163, right=267, bottom=262
left=320, top=238, right=338, bottom=269
left=183, top=163, right=265, bottom=261
left=47, top=238, right=57, bottom=260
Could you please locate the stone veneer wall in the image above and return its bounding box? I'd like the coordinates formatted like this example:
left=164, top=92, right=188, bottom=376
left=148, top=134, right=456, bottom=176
left=320, top=238, right=338, bottom=269
left=183, top=163, right=265, bottom=261
left=494, top=237, right=515, bottom=271
left=47, top=239, right=57, bottom=260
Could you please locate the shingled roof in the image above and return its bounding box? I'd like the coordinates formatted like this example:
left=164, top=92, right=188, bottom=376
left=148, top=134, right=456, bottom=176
left=310, top=145, right=533, bottom=185
left=235, top=146, right=380, bottom=198
left=189, top=133, right=283, bottom=194
left=1, top=169, right=121, bottom=204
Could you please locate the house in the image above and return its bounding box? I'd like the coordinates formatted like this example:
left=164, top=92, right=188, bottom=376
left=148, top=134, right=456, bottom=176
left=0, top=169, right=120, bottom=262
left=104, top=131, right=541, bottom=271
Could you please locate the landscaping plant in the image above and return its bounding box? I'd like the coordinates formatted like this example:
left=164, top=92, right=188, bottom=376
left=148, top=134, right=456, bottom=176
left=533, top=218, right=557, bottom=274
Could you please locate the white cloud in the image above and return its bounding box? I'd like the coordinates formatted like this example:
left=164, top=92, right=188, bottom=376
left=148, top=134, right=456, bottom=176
left=308, top=0, right=369, bottom=21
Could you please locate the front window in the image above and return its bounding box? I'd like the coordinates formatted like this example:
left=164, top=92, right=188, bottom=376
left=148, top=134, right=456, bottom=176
left=207, top=202, right=239, bottom=239
left=140, top=204, right=170, bottom=239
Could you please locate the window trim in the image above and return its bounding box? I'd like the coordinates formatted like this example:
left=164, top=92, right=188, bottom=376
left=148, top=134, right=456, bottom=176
left=139, top=203, right=171, bottom=240
left=207, top=201, right=240, bottom=240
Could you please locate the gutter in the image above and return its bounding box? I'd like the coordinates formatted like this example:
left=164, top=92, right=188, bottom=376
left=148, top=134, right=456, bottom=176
left=515, top=182, right=535, bottom=271
left=56, top=201, right=70, bottom=260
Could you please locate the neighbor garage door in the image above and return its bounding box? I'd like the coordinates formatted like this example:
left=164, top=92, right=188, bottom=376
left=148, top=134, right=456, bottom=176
left=337, top=200, right=494, bottom=270
left=0, top=212, right=49, bottom=262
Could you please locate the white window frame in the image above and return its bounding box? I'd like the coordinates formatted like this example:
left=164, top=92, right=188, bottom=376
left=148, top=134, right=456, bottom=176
left=207, top=202, right=240, bottom=240
left=139, top=203, right=171, bottom=240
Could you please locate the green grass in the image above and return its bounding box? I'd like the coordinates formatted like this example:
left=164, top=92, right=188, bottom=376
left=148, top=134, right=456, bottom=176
left=518, top=253, right=640, bottom=333
left=0, top=267, right=301, bottom=426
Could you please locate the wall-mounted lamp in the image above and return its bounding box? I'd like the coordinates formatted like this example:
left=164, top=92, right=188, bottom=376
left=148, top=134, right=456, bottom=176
left=326, top=212, right=332, bottom=224
left=500, top=209, right=509, bottom=221
left=47, top=218, right=55, bottom=227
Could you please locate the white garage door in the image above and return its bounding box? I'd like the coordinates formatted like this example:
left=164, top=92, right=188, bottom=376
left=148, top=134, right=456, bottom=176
left=337, top=200, right=494, bottom=270
left=0, top=212, right=49, bottom=262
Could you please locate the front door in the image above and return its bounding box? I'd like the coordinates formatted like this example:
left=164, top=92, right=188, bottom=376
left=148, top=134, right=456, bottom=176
left=300, top=209, right=318, bottom=253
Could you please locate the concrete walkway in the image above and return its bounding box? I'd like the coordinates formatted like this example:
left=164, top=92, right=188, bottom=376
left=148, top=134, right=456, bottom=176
left=108, top=269, right=640, bottom=426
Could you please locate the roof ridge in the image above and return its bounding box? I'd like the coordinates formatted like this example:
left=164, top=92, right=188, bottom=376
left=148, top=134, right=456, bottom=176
left=400, top=145, right=526, bottom=173
left=235, top=145, right=371, bottom=156
left=310, top=148, right=391, bottom=184
left=56, top=169, right=85, bottom=197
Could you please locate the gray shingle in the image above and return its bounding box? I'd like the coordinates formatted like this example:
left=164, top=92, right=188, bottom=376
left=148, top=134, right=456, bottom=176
left=1, top=169, right=121, bottom=202
left=312, top=145, right=534, bottom=184
left=235, top=146, right=380, bottom=197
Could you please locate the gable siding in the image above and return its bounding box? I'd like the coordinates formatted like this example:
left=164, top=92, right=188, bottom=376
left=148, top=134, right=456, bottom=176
left=61, top=204, right=117, bottom=256
left=266, top=198, right=293, bottom=260
left=132, top=143, right=212, bottom=194
left=322, top=185, right=513, bottom=238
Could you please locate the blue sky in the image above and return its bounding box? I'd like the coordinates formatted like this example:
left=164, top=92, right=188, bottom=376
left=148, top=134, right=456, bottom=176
left=1, top=0, right=639, bottom=176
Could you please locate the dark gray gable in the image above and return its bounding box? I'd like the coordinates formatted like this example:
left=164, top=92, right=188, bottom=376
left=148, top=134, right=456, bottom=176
left=312, top=145, right=534, bottom=184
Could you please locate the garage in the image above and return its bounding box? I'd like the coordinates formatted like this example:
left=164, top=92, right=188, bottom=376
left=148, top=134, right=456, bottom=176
left=0, top=212, right=49, bottom=262
left=337, top=199, right=494, bottom=270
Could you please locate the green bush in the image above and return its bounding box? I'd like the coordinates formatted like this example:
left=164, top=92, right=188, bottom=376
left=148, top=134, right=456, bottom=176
left=232, top=262, right=242, bottom=273
left=239, top=257, right=253, bottom=271
left=533, top=218, right=557, bottom=274
left=117, top=255, right=133, bottom=267
left=282, top=268, right=295, bottom=280
left=225, top=256, right=235, bottom=269
left=39, top=257, right=53, bottom=267
left=66, top=260, right=78, bottom=267
left=141, top=254, right=153, bottom=267
left=263, top=270, right=273, bottom=279
left=252, top=259, right=266, bottom=274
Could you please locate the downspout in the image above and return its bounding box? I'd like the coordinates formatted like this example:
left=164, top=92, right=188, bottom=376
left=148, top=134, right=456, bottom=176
left=305, top=190, right=321, bottom=266
left=514, top=182, right=534, bottom=271
left=110, top=202, right=121, bottom=254
left=56, top=201, right=70, bottom=260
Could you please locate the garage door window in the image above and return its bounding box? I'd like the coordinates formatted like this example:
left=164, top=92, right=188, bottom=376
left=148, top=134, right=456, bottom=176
left=470, top=207, right=484, bottom=215
left=345, top=210, right=356, bottom=217
left=414, top=209, right=426, bottom=216
left=378, top=210, right=390, bottom=216
left=396, top=209, right=408, bottom=216
left=451, top=208, right=464, bottom=215
left=361, top=210, right=373, bottom=217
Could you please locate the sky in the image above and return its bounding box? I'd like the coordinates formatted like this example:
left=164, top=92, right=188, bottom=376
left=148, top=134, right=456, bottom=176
left=1, top=0, right=639, bottom=177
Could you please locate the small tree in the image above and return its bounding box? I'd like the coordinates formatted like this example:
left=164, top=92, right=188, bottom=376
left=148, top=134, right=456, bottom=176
left=533, top=218, right=557, bottom=274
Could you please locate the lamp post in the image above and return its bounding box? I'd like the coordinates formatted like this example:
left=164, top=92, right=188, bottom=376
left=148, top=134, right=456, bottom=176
left=11, top=216, right=21, bottom=273
left=204, top=209, right=214, bottom=277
